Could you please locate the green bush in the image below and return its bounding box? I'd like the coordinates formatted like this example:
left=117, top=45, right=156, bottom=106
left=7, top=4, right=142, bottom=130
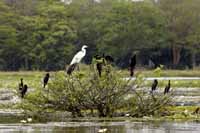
left=128, top=91, right=173, bottom=117
left=21, top=65, right=173, bottom=118
left=22, top=64, right=135, bottom=117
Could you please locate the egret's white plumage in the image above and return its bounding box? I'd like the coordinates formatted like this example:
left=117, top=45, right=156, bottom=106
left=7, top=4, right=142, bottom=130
left=67, top=45, right=88, bottom=75
left=70, top=45, right=88, bottom=65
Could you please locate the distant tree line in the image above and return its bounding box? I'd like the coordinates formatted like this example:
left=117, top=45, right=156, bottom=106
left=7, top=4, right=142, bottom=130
left=0, top=0, right=200, bottom=71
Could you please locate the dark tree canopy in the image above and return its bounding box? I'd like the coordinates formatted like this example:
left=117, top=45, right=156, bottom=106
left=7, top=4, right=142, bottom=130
left=0, top=0, right=200, bottom=70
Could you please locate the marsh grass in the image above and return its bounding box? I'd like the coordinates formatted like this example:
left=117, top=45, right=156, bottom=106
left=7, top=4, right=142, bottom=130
left=143, top=80, right=200, bottom=88
left=0, top=66, right=199, bottom=120
left=164, top=106, right=200, bottom=120
left=121, top=69, right=200, bottom=77
left=0, top=69, right=200, bottom=89
left=0, top=71, right=51, bottom=89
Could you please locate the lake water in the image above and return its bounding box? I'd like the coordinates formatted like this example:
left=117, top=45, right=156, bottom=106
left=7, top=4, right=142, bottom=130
left=0, top=121, right=199, bottom=133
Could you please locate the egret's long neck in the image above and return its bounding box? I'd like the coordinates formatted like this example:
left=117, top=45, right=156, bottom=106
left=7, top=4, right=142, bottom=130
left=82, top=48, right=86, bottom=54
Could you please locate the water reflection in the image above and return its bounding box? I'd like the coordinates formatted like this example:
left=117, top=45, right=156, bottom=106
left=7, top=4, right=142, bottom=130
left=0, top=121, right=199, bottom=133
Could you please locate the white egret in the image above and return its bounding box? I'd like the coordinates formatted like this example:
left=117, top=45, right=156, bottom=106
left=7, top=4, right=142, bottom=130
left=67, top=45, right=88, bottom=75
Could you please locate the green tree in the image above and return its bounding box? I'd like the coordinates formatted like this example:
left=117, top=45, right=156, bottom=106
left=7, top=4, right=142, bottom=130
left=96, top=0, right=168, bottom=67
left=158, top=0, right=200, bottom=68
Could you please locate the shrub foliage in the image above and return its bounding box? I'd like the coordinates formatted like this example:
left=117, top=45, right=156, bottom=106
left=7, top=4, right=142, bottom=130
left=22, top=65, right=173, bottom=117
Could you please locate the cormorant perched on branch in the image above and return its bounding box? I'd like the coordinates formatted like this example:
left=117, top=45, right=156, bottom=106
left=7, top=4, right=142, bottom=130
left=151, top=79, right=158, bottom=93
left=164, top=80, right=171, bottom=94
left=93, top=54, right=114, bottom=77
left=193, top=107, right=200, bottom=114
left=67, top=45, right=88, bottom=75
left=21, top=84, right=28, bottom=98
left=104, top=54, right=114, bottom=63
left=103, top=54, right=114, bottom=75
left=129, top=54, right=136, bottom=77
left=19, top=78, right=23, bottom=90
left=43, top=73, right=50, bottom=88
left=94, top=55, right=104, bottom=77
